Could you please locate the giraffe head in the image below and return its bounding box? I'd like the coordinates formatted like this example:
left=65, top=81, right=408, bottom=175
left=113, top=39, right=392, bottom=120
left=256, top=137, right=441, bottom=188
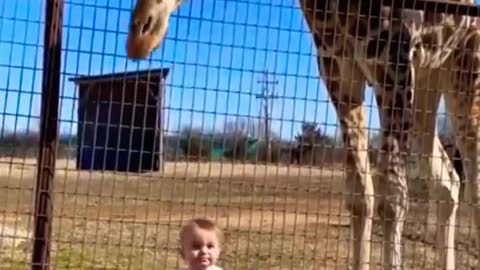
left=126, top=0, right=185, bottom=60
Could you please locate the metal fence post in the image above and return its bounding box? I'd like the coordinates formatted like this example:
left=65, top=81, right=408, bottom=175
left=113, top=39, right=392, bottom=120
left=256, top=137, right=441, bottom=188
left=31, top=0, right=64, bottom=269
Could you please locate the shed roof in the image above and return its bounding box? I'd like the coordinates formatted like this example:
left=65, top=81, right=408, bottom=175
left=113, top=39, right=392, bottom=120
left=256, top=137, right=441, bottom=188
left=69, top=68, right=170, bottom=86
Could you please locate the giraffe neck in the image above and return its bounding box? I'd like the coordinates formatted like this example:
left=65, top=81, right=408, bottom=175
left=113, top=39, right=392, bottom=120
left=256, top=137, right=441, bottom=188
left=300, top=1, right=406, bottom=57
left=300, top=0, right=416, bottom=87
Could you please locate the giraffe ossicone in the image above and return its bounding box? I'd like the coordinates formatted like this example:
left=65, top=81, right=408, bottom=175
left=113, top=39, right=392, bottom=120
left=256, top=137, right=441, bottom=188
left=126, top=1, right=480, bottom=270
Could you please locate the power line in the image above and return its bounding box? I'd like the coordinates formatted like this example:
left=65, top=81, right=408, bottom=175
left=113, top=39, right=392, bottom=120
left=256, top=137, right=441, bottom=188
left=255, top=69, right=279, bottom=163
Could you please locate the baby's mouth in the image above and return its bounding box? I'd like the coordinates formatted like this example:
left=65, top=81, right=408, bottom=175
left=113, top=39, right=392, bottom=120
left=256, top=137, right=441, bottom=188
left=195, top=256, right=211, bottom=266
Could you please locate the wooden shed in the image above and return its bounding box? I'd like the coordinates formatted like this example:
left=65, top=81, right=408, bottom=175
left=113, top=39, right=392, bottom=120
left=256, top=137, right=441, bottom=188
left=69, top=68, right=169, bottom=173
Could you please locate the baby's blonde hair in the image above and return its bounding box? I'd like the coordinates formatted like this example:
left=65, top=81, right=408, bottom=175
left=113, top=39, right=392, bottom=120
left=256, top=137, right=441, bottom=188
left=179, top=218, right=224, bottom=247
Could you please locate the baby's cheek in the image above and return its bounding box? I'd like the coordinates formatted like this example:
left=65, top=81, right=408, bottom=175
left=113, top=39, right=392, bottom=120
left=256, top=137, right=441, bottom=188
left=212, top=249, right=221, bottom=259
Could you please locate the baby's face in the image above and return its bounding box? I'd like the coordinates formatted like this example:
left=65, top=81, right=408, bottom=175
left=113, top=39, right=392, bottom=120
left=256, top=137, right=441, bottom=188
left=181, top=226, right=221, bottom=269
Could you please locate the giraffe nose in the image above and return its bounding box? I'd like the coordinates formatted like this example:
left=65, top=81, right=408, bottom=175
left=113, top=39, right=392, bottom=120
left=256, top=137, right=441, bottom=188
left=141, top=15, right=153, bottom=35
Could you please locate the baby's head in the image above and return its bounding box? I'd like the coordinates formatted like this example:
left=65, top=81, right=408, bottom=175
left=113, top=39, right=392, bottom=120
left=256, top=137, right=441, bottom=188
left=179, top=218, right=223, bottom=270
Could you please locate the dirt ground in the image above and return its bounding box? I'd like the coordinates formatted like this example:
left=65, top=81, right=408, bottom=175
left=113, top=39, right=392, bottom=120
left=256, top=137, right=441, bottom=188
left=0, top=158, right=478, bottom=269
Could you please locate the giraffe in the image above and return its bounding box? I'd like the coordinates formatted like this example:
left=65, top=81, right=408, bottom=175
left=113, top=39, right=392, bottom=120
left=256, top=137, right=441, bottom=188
left=406, top=11, right=480, bottom=268
left=125, top=0, right=478, bottom=269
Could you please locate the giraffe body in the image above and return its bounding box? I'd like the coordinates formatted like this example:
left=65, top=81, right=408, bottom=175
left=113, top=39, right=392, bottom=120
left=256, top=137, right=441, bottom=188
left=407, top=9, right=480, bottom=269
left=125, top=1, right=480, bottom=269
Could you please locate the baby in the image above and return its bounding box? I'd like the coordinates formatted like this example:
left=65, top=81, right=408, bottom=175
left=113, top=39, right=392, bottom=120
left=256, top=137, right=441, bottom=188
left=179, top=218, right=224, bottom=270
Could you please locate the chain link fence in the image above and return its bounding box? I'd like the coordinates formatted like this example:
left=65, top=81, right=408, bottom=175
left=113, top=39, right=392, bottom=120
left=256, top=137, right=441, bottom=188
left=0, top=0, right=480, bottom=269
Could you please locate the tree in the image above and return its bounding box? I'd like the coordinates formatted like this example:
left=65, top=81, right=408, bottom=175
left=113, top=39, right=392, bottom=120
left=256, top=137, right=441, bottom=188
left=295, top=122, right=328, bottom=146
left=223, top=117, right=259, bottom=138
left=292, top=121, right=335, bottom=165
left=178, top=126, right=212, bottom=160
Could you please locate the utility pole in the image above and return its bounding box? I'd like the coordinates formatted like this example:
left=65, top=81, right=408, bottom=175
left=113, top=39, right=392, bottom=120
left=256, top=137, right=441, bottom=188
left=256, top=69, right=279, bottom=163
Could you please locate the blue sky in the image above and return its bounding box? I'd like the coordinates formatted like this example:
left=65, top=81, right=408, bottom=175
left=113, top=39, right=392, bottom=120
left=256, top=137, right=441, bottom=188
left=1, top=0, right=476, bottom=141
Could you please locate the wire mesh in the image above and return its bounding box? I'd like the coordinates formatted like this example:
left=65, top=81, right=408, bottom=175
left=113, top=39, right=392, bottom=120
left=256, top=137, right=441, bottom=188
left=1, top=0, right=480, bottom=269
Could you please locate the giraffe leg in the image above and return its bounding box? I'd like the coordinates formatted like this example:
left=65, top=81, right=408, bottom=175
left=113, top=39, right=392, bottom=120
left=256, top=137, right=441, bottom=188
left=372, top=28, right=414, bottom=270
left=430, top=136, right=459, bottom=270
left=445, top=93, right=480, bottom=268
left=413, top=77, right=459, bottom=270
left=317, top=55, right=374, bottom=270
left=375, top=90, right=410, bottom=270
left=446, top=28, right=480, bottom=267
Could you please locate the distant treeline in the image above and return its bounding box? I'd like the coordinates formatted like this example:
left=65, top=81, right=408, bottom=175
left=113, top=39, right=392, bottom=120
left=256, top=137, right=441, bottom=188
left=0, top=121, right=346, bottom=166
left=0, top=131, right=77, bottom=158
left=163, top=123, right=349, bottom=166
left=6, top=119, right=456, bottom=169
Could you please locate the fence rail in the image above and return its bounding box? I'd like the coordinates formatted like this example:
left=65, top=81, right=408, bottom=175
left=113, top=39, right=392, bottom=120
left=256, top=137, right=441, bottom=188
left=31, top=0, right=63, bottom=269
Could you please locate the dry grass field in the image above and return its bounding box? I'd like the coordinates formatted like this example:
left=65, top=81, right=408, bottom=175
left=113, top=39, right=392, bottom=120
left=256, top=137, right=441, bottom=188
left=0, top=157, right=478, bottom=269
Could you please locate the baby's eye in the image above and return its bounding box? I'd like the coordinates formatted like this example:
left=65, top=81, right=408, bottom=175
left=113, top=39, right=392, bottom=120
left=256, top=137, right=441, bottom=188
left=207, top=243, right=215, bottom=249
left=192, top=243, right=202, bottom=250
